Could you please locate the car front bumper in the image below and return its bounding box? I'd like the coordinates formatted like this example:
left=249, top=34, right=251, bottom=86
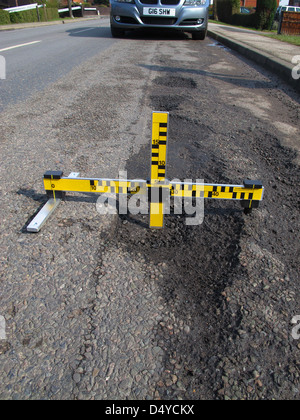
left=110, top=1, right=208, bottom=32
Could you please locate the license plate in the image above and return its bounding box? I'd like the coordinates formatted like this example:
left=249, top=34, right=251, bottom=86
left=143, top=7, right=176, bottom=17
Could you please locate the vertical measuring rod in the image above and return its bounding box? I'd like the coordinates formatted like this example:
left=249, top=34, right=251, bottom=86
left=149, top=111, right=169, bottom=229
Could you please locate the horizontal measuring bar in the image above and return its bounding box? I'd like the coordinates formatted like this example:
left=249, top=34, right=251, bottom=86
left=170, top=181, right=264, bottom=202
left=44, top=173, right=264, bottom=202
left=44, top=176, right=147, bottom=195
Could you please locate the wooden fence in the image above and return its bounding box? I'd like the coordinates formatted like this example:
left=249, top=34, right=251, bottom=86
left=278, top=11, right=300, bottom=35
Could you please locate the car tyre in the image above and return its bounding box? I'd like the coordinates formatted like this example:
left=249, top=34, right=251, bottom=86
left=192, top=31, right=206, bottom=40
left=111, top=26, right=125, bottom=38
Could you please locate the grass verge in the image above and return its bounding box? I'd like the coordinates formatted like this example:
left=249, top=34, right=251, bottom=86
left=261, top=33, right=300, bottom=47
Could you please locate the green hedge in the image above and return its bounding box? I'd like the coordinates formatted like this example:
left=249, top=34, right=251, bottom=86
left=7, top=7, right=59, bottom=24
left=0, top=9, right=11, bottom=25
left=256, top=0, right=277, bottom=30
left=216, top=0, right=240, bottom=24
left=216, top=0, right=277, bottom=30
left=231, top=13, right=257, bottom=28
left=41, top=7, right=59, bottom=21
left=9, top=10, right=36, bottom=24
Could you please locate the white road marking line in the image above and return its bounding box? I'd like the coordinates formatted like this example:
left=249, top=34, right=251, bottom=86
left=0, top=40, right=41, bottom=53
left=71, top=28, right=96, bottom=34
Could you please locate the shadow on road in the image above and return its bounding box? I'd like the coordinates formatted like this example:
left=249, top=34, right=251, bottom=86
left=65, top=26, right=112, bottom=38
left=139, top=63, right=280, bottom=90
left=66, top=26, right=192, bottom=41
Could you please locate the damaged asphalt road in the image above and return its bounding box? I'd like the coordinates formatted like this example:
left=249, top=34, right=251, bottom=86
left=0, top=21, right=299, bottom=400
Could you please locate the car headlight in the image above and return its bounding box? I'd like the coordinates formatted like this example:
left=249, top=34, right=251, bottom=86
left=184, top=0, right=207, bottom=5
left=116, top=0, right=135, bottom=3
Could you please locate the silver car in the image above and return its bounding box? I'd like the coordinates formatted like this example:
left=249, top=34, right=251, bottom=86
left=110, top=0, right=209, bottom=40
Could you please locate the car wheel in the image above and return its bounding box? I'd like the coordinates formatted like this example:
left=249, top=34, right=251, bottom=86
left=111, top=26, right=125, bottom=38
left=192, top=31, right=206, bottom=40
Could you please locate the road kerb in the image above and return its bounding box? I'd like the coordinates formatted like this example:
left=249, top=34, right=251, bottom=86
left=207, top=29, right=300, bottom=93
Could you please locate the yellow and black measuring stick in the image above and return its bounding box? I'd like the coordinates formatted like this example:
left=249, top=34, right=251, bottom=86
left=27, top=111, right=264, bottom=232
left=149, top=111, right=169, bottom=229
left=169, top=179, right=264, bottom=213
left=147, top=112, right=264, bottom=227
